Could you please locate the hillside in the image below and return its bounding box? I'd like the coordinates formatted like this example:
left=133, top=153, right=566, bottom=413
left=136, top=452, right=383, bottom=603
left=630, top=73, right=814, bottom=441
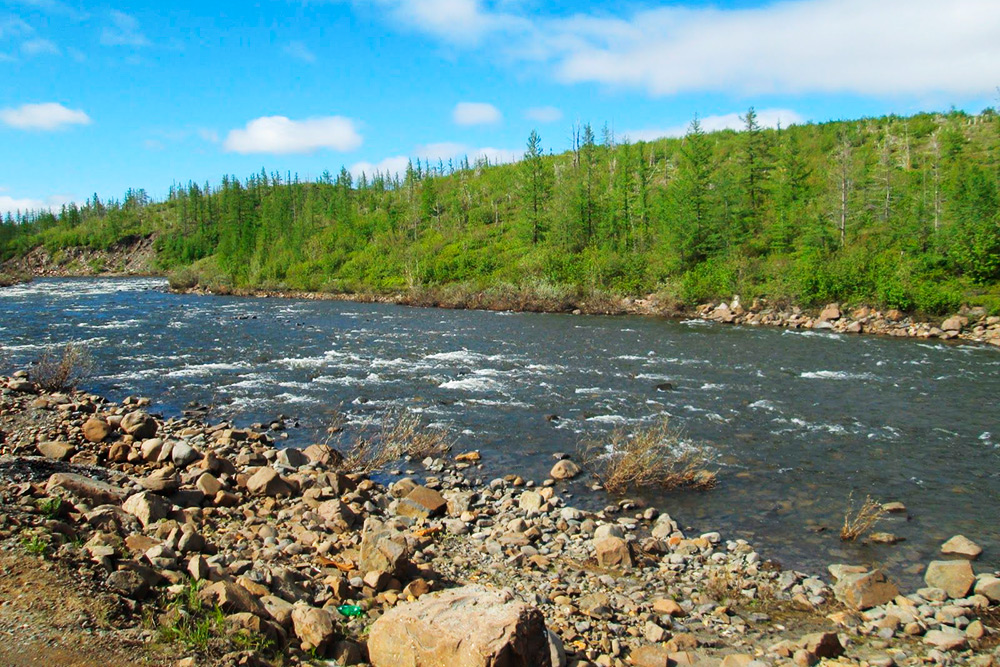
left=2, top=108, right=999, bottom=315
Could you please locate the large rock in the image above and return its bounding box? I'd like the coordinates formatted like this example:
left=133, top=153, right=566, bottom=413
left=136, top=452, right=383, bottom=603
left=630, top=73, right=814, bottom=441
left=122, top=491, right=170, bottom=528
left=303, top=443, right=343, bottom=467
left=818, top=303, right=841, bottom=322
left=924, top=628, right=967, bottom=651
left=46, top=472, right=126, bottom=505
left=359, top=519, right=410, bottom=575
left=397, top=485, right=448, bottom=519
left=975, top=576, right=1000, bottom=603
left=549, top=459, right=581, bottom=480
left=120, top=411, right=158, bottom=439
left=941, top=316, right=965, bottom=332
left=276, top=447, right=309, bottom=468
left=797, top=632, right=844, bottom=659
left=198, top=580, right=267, bottom=617
left=594, top=536, right=633, bottom=568
left=170, top=441, right=199, bottom=468
left=832, top=569, right=899, bottom=610
left=925, top=560, right=975, bottom=599
left=940, top=535, right=982, bottom=560
left=140, top=467, right=181, bottom=494
left=246, top=466, right=293, bottom=496
left=36, top=441, right=75, bottom=461
left=291, top=606, right=336, bottom=653
left=82, top=417, right=112, bottom=442
left=367, top=585, right=551, bottom=667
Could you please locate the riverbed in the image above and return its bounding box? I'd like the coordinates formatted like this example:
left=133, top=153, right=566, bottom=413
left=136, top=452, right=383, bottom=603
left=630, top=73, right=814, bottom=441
left=2, top=277, right=997, bottom=585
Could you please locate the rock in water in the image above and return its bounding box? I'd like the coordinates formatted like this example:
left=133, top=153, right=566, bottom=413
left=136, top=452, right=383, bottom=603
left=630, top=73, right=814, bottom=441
left=549, top=459, right=581, bottom=480
left=367, top=585, right=551, bottom=667
left=940, top=534, right=982, bottom=560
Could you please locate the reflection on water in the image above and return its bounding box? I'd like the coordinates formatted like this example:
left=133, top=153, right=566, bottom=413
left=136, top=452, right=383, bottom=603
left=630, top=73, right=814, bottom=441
left=2, top=277, right=999, bottom=585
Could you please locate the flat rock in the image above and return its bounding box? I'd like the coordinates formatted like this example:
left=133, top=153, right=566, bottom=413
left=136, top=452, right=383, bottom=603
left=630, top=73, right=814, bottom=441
left=46, top=472, right=126, bottom=505
left=36, top=441, right=75, bottom=461
left=941, top=534, right=982, bottom=560
left=924, top=627, right=967, bottom=651
left=246, top=466, right=292, bottom=496
left=397, top=485, right=447, bottom=519
left=198, top=580, right=267, bottom=618
left=832, top=569, right=898, bottom=610
left=367, top=585, right=551, bottom=667
left=925, top=560, right=975, bottom=599
left=140, top=467, right=181, bottom=494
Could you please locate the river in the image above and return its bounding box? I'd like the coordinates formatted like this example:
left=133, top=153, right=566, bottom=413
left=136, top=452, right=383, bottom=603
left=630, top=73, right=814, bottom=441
left=2, top=277, right=998, bottom=586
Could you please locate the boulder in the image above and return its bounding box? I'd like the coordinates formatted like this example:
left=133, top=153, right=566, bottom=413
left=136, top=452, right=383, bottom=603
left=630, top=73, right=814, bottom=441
left=367, top=585, right=551, bottom=667
left=82, top=417, right=112, bottom=442
left=46, top=472, right=126, bottom=505
left=120, top=411, right=158, bottom=439
left=549, top=459, right=581, bottom=480
left=518, top=490, right=543, bottom=512
left=106, top=569, right=149, bottom=599
left=629, top=645, right=671, bottom=666
left=291, top=606, right=336, bottom=653
left=303, top=443, right=343, bottom=467
left=797, top=632, right=844, bottom=659
left=36, top=441, right=75, bottom=461
left=140, top=467, right=181, bottom=494
left=359, top=519, right=409, bottom=575
left=925, top=560, right=975, bottom=599
left=940, top=535, right=982, bottom=560
left=818, top=303, right=841, bottom=322
left=941, top=316, right=965, bottom=332
left=923, top=628, right=967, bottom=651
left=198, top=580, right=267, bottom=617
left=277, top=447, right=309, bottom=468
left=246, top=467, right=292, bottom=496
left=122, top=491, right=170, bottom=528
left=195, top=472, right=222, bottom=497
left=170, top=441, right=199, bottom=468
left=396, top=485, right=448, bottom=519
left=594, top=536, right=632, bottom=568
left=974, top=576, right=1000, bottom=603
left=832, top=569, right=899, bottom=610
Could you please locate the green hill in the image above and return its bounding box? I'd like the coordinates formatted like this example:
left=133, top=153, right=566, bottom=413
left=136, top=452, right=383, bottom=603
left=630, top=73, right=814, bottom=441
left=3, top=108, right=999, bottom=315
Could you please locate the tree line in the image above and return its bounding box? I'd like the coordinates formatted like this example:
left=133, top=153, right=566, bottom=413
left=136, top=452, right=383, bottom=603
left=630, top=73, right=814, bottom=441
left=2, top=107, right=999, bottom=314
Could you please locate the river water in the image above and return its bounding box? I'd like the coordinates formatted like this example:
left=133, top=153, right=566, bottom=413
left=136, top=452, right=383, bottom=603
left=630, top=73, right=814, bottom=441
left=2, top=277, right=998, bottom=585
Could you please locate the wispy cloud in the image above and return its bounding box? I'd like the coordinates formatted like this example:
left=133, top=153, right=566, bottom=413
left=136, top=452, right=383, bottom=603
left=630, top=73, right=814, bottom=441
left=21, top=38, right=60, bottom=56
left=453, top=101, right=501, bottom=125
left=525, top=106, right=562, bottom=123
left=349, top=155, right=411, bottom=179
left=0, top=102, right=91, bottom=130
left=101, top=10, right=150, bottom=47
left=348, top=0, right=1000, bottom=98
left=0, top=16, right=32, bottom=38
left=624, top=108, right=806, bottom=142
left=351, top=140, right=520, bottom=179
left=283, top=40, right=316, bottom=63
left=0, top=192, right=75, bottom=215
left=223, top=115, right=363, bottom=154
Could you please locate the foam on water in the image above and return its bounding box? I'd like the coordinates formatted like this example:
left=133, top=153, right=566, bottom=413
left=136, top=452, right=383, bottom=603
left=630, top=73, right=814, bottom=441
left=165, top=362, right=250, bottom=378
left=438, top=376, right=502, bottom=392
left=799, top=370, right=876, bottom=380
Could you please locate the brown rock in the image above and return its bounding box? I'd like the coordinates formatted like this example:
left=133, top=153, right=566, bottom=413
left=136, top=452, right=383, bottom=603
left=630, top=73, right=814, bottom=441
left=46, top=472, right=126, bottom=505
left=925, top=560, right=975, bottom=599
left=140, top=467, right=181, bottom=494
left=246, top=467, right=292, bottom=496
left=367, top=585, right=551, bottom=667
left=82, top=417, right=112, bottom=442
left=594, top=536, right=632, bottom=568
left=651, top=598, right=685, bottom=617
left=291, top=606, right=335, bottom=653
left=359, top=519, right=410, bottom=575
left=36, top=441, right=75, bottom=461
left=832, top=569, right=899, bottom=610
left=122, top=491, right=170, bottom=528
left=549, top=459, right=581, bottom=480
left=941, top=534, right=982, bottom=560
left=397, top=485, right=448, bottom=519
left=198, top=580, right=267, bottom=617
left=629, top=645, right=670, bottom=666
left=303, top=443, right=343, bottom=467
left=797, top=632, right=844, bottom=658
left=120, top=411, right=158, bottom=439
left=818, top=303, right=841, bottom=322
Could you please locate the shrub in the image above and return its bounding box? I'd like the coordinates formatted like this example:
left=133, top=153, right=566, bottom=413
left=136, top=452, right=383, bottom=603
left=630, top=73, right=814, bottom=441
left=579, top=418, right=717, bottom=494
left=840, top=493, right=887, bottom=541
left=31, top=344, right=93, bottom=392
left=340, top=409, right=454, bottom=473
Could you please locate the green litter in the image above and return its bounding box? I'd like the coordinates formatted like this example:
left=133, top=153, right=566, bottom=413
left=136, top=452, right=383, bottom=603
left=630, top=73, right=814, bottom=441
left=337, top=604, right=364, bottom=617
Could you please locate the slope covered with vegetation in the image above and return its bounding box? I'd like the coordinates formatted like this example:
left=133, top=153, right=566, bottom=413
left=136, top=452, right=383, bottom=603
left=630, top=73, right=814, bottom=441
left=3, top=108, right=999, bottom=315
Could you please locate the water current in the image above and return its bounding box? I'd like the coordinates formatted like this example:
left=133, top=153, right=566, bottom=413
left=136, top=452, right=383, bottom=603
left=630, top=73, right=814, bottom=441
left=2, top=277, right=998, bottom=586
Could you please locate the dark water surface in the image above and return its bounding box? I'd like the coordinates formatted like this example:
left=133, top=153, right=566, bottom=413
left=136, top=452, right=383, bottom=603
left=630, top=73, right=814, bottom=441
left=2, top=278, right=998, bottom=584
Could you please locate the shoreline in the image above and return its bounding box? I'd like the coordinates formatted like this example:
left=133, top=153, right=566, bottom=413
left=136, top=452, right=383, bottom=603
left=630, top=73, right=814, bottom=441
left=1, top=376, right=998, bottom=665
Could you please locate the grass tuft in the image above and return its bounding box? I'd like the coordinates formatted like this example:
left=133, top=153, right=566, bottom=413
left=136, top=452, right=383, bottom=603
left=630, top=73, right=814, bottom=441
left=840, top=492, right=888, bottom=541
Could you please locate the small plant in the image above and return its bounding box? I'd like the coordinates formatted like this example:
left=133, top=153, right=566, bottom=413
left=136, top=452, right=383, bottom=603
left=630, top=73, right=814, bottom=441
left=578, top=418, right=717, bottom=494
left=37, top=496, right=63, bottom=519
left=341, top=409, right=454, bottom=473
left=21, top=531, right=49, bottom=556
left=31, top=343, right=94, bottom=392
left=840, top=492, right=888, bottom=541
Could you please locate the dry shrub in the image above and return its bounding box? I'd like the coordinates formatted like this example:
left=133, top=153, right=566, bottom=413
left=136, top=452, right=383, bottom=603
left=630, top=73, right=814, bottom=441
left=579, top=418, right=717, bottom=494
left=704, top=568, right=776, bottom=605
left=840, top=493, right=887, bottom=541
left=32, top=343, right=93, bottom=392
left=340, top=409, right=454, bottom=474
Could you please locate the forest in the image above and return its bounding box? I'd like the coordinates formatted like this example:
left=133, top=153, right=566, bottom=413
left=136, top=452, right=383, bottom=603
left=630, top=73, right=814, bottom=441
left=2, top=108, right=999, bottom=315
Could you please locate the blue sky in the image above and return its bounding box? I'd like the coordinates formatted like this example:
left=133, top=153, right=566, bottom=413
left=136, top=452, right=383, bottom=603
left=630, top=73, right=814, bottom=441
left=2, top=0, right=999, bottom=214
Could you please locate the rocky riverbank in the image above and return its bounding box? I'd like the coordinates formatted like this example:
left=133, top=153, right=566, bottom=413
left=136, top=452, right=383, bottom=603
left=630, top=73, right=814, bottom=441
left=1, top=375, right=999, bottom=666
left=173, top=282, right=1000, bottom=349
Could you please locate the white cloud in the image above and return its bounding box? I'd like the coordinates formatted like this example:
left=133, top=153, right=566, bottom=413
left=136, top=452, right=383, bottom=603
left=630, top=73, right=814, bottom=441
left=525, top=106, right=562, bottom=123
left=101, top=10, right=150, bottom=47
left=0, top=193, right=75, bottom=216
left=415, top=142, right=468, bottom=160
left=351, top=0, right=1000, bottom=98
left=0, top=102, right=91, bottom=130
left=284, top=41, right=316, bottom=63
left=223, top=115, right=363, bottom=154
left=21, top=38, right=60, bottom=56
left=453, top=101, right=501, bottom=125
left=625, top=108, right=805, bottom=142
left=0, top=17, right=32, bottom=39
left=349, top=155, right=411, bottom=179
